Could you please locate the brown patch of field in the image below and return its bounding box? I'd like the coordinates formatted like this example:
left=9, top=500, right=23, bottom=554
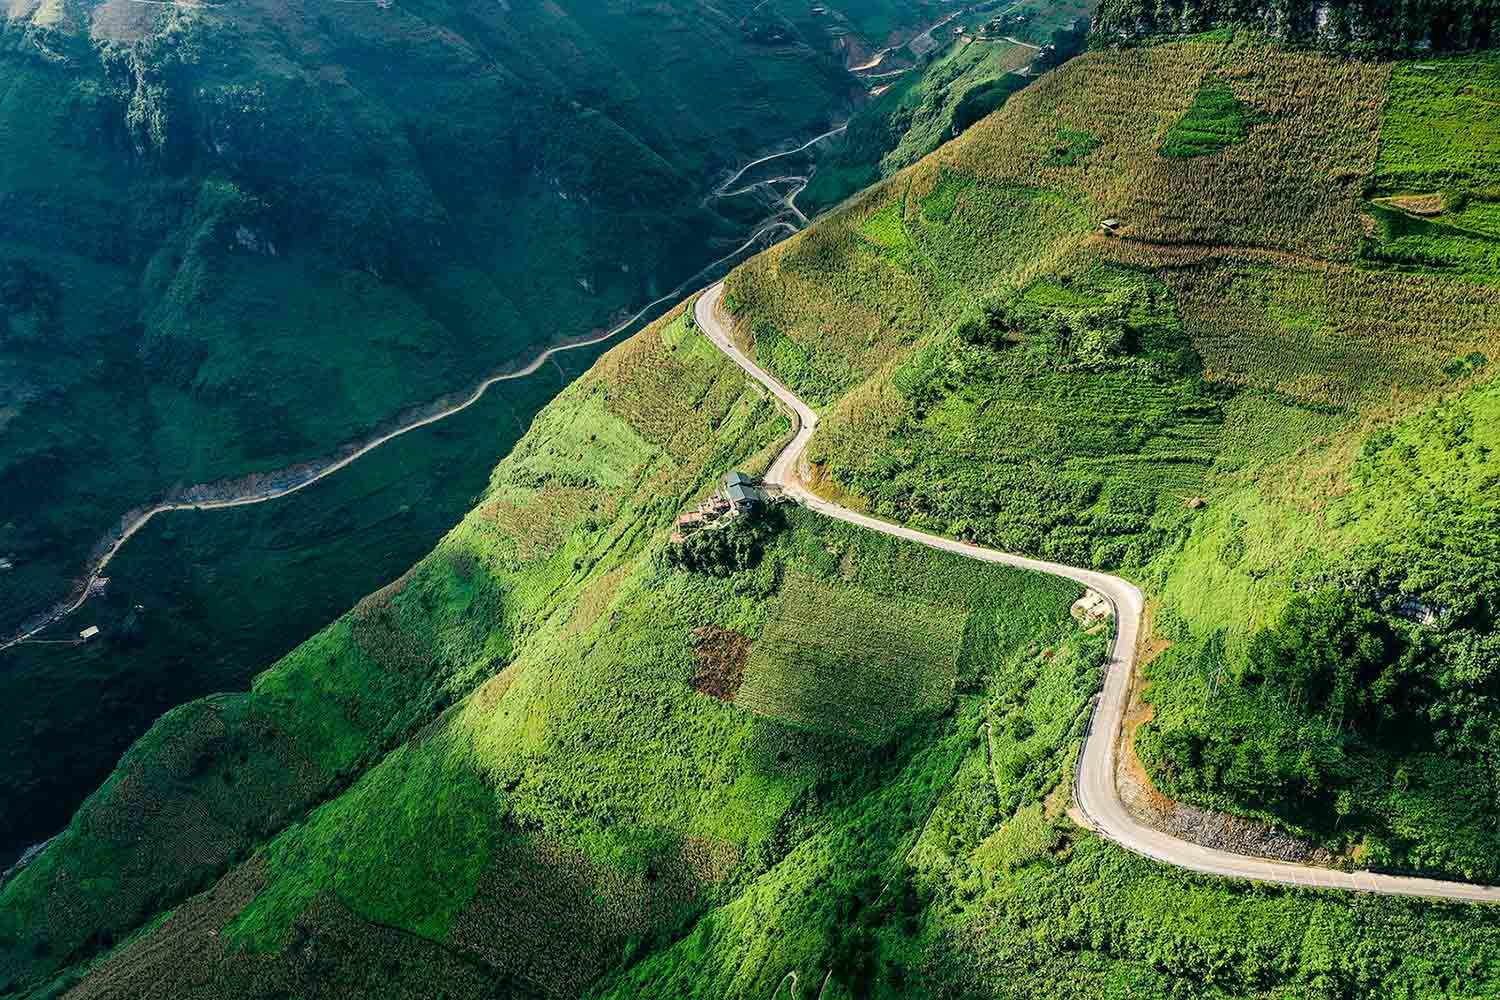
left=464, top=660, right=525, bottom=718
left=477, top=483, right=600, bottom=562
left=679, top=835, right=742, bottom=883
left=351, top=598, right=433, bottom=677
left=352, top=564, right=419, bottom=618
left=1377, top=192, right=1445, bottom=216
left=65, top=858, right=497, bottom=999
left=688, top=625, right=751, bottom=700
left=447, top=836, right=705, bottom=997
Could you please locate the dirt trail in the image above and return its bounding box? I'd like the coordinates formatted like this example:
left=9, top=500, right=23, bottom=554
left=693, top=280, right=1500, bottom=904
left=8, top=120, right=857, bottom=648
left=713, top=125, right=846, bottom=197
left=2, top=209, right=801, bottom=651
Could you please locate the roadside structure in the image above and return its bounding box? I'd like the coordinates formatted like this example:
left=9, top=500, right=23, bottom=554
left=671, top=470, right=770, bottom=541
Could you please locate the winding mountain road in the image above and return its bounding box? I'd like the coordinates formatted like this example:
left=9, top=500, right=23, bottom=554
left=694, top=281, right=1500, bottom=904
left=0, top=222, right=794, bottom=654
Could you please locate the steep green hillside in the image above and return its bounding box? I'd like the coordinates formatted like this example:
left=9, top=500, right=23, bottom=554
left=0, top=303, right=789, bottom=990
left=725, top=32, right=1500, bottom=879
left=802, top=31, right=1036, bottom=213
left=0, top=0, right=919, bottom=635
left=10, top=24, right=1500, bottom=1000
left=10, top=306, right=1500, bottom=1000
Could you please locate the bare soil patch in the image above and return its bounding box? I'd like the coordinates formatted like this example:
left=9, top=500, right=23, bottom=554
left=689, top=625, right=751, bottom=701
left=1377, top=192, right=1445, bottom=216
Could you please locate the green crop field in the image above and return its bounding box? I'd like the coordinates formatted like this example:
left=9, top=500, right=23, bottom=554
left=1360, top=56, right=1500, bottom=281
left=1159, top=75, right=1259, bottom=157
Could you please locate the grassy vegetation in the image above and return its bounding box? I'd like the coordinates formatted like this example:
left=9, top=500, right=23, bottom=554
left=1159, top=75, right=1259, bottom=157
left=599, top=622, right=1500, bottom=1000
left=1140, top=380, right=1500, bottom=880
left=1360, top=57, right=1500, bottom=281
left=724, top=35, right=1500, bottom=882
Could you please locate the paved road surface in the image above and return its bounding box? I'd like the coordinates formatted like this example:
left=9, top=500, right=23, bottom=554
left=695, top=281, right=1500, bottom=904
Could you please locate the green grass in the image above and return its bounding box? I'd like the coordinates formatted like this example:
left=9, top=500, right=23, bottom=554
left=1359, top=57, right=1500, bottom=282
left=1140, top=379, right=1500, bottom=880
left=735, top=571, right=966, bottom=739
left=36, top=479, right=1087, bottom=996
left=1159, top=76, right=1258, bottom=158
left=1041, top=127, right=1102, bottom=167
left=918, top=168, right=972, bottom=223
left=599, top=585, right=1500, bottom=1000
left=858, top=200, right=916, bottom=269
left=807, top=257, right=1221, bottom=568
left=1374, top=57, right=1500, bottom=194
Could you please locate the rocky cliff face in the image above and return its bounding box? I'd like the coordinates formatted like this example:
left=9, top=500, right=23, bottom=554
left=1093, top=0, right=1494, bottom=53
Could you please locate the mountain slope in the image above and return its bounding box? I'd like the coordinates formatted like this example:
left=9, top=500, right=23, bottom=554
left=12, top=298, right=1500, bottom=1000
left=0, top=0, right=923, bottom=636
left=724, top=34, right=1500, bottom=879
left=9, top=26, right=1500, bottom=1000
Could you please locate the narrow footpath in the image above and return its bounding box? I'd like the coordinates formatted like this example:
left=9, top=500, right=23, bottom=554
left=693, top=281, right=1500, bottom=905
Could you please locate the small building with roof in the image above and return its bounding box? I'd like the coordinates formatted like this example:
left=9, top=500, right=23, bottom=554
left=722, top=470, right=765, bottom=512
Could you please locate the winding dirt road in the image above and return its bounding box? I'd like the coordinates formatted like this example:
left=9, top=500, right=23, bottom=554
left=0, top=222, right=795, bottom=653
left=694, top=281, right=1500, bottom=904
left=714, top=125, right=847, bottom=197
left=10, top=121, right=853, bottom=649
